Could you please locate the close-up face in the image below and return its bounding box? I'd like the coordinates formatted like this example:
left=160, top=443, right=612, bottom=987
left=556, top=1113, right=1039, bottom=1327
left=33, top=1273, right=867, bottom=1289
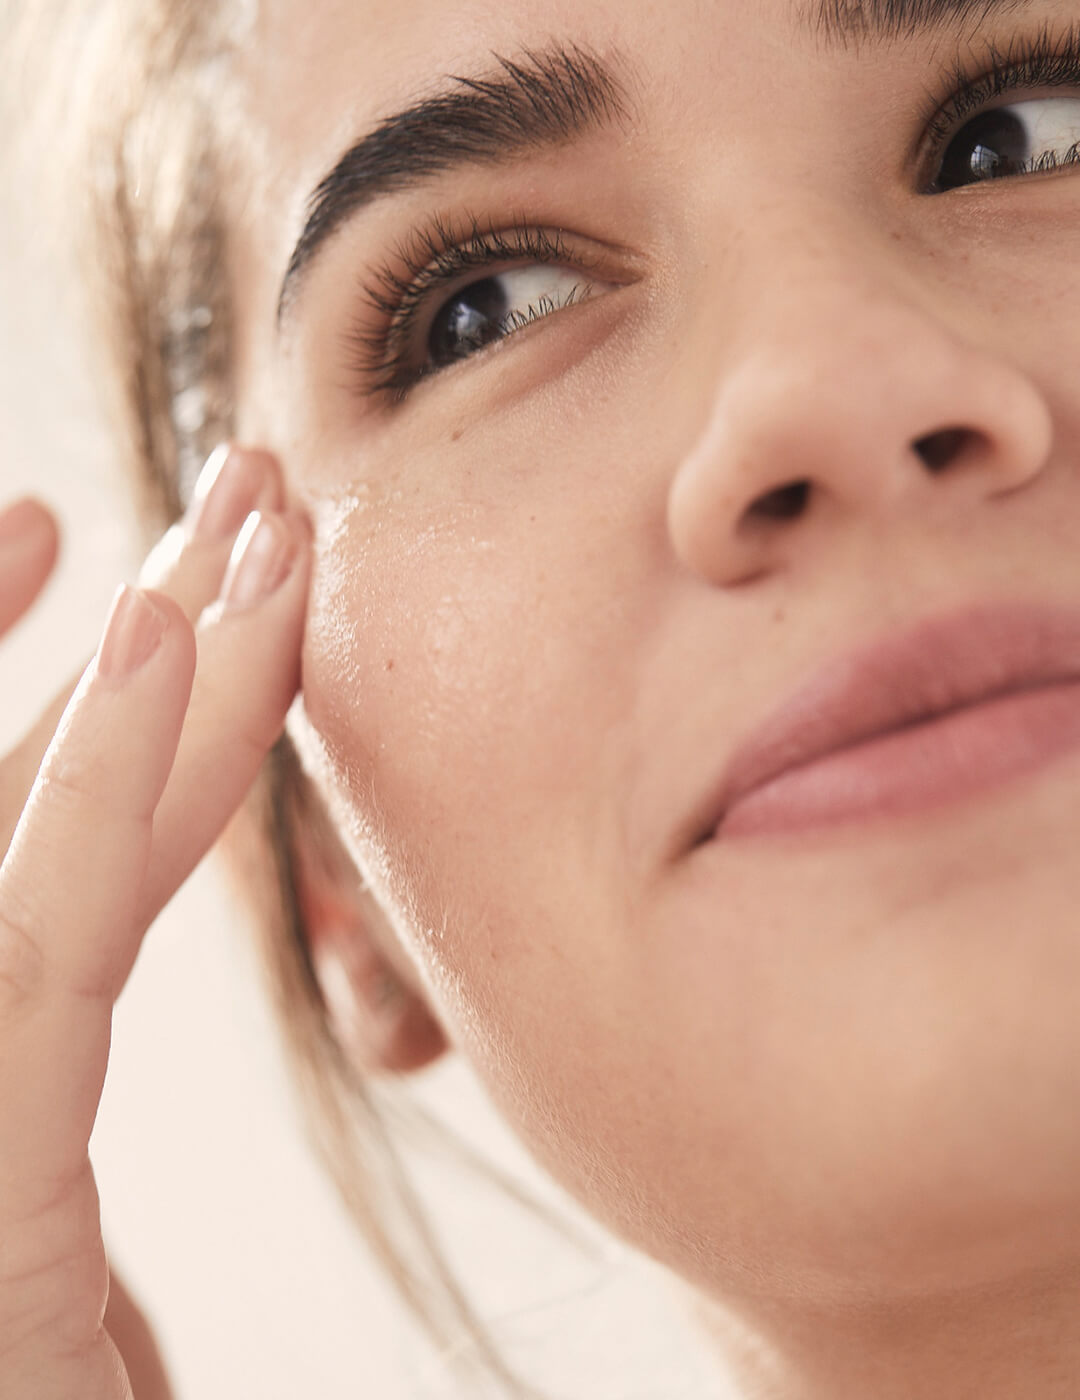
left=226, top=0, right=1080, bottom=1320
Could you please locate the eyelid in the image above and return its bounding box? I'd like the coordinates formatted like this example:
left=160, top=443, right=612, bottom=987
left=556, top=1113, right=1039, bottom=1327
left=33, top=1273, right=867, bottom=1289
left=346, top=210, right=646, bottom=400
left=912, top=21, right=1080, bottom=191
left=387, top=241, right=612, bottom=359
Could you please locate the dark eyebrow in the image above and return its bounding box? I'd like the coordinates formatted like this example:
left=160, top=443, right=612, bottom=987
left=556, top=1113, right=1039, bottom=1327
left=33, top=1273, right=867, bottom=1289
left=275, top=40, right=638, bottom=330
left=805, top=0, right=1033, bottom=47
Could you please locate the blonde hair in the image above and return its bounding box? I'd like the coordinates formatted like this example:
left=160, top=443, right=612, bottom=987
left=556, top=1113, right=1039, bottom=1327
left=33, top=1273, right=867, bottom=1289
left=4, top=3, right=594, bottom=1392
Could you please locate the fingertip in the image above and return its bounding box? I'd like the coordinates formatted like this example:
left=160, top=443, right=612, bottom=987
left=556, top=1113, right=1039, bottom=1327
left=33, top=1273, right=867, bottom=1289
left=244, top=447, right=288, bottom=516
left=285, top=502, right=315, bottom=545
left=0, top=496, right=60, bottom=561
left=119, top=585, right=198, bottom=683
left=220, top=443, right=306, bottom=540
left=93, top=586, right=201, bottom=691
left=138, top=585, right=193, bottom=626
left=226, top=444, right=283, bottom=484
left=138, top=587, right=199, bottom=662
left=275, top=505, right=315, bottom=579
left=186, top=443, right=285, bottom=543
left=0, top=500, right=62, bottom=635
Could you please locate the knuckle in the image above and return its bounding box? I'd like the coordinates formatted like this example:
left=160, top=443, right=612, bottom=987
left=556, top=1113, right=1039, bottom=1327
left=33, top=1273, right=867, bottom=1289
left=37, top=757, right=135, bottom=827
left=37, top=756, right=102, bottom=811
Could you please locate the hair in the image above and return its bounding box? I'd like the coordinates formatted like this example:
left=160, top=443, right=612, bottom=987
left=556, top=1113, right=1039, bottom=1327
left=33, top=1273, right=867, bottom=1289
left=3, top=3, right=598, bottom=1393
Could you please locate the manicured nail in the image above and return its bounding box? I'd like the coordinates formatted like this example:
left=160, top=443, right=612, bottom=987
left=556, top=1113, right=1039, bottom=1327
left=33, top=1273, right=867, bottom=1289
left=186, top=445, right=266, bottom=541
left=220, top=512, right=297, bottom=611
left=96, top=585, right=169, bottom=683
left=0, top=497, right=49, bottom=550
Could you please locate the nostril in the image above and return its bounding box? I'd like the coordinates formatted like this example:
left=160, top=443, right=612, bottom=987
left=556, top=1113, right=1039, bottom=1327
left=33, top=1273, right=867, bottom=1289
left=746, top=479, right=811, bottom=522
left=914, top=427, right=972, bottom=473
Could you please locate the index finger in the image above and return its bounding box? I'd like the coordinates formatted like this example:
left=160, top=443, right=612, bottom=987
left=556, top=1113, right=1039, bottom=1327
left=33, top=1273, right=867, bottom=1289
left=0, top=586, right=195, bottom=1005
left=0, top=585, right=193, bottom=1215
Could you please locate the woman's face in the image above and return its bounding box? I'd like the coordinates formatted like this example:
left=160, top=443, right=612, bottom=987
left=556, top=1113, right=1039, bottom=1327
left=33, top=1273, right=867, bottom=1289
left=229, top=0, right=1080, bottom=1314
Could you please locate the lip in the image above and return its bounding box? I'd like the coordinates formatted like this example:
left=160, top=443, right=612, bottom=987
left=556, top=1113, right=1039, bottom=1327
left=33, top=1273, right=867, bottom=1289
left=689, top=601, right=1080, bottom=846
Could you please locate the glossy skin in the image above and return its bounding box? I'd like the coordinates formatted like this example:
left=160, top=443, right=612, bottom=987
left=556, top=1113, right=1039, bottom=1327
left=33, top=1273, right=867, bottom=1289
left=221, top=0, right=1080, bottom=1393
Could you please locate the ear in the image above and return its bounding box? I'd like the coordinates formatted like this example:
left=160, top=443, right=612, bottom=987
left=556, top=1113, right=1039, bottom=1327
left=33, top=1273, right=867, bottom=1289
left=289, top=798, right=449, bottom=1077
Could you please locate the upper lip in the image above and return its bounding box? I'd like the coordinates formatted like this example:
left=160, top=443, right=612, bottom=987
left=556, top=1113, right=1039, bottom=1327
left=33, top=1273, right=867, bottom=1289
left=690, top=600, right=1080, bottom=846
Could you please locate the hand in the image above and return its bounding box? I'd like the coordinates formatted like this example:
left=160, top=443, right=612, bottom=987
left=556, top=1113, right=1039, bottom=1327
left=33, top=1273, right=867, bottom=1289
left=0, top=447, right=310, bottom=1400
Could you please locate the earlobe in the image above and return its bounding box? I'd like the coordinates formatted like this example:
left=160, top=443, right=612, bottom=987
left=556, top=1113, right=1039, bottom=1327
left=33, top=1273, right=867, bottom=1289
left=288, top=795, right=449, bottom=1076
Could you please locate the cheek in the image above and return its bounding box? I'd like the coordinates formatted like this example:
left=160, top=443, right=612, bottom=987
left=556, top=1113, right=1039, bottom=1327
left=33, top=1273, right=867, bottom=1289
left=285, top=306, right=684, bottom=1041
left=297, top=482, right=641, bottom=1021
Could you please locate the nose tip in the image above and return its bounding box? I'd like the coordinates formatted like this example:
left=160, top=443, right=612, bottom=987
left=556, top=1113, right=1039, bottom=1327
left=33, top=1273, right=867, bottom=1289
left=666, top=309, right=1053, bottom=589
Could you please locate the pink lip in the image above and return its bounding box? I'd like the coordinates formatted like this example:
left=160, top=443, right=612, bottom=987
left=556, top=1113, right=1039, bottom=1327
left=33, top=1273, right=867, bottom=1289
left=691, top=601, right=1080, bottom=845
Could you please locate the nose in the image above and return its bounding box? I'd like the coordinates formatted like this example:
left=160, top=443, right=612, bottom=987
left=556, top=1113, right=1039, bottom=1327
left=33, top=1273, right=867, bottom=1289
left=666, top=268, right=1053, bottom=589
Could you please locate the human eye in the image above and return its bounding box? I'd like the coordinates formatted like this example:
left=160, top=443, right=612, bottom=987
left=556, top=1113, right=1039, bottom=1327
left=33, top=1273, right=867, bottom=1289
left=922, top=23, right=1080, bottom=194
left=343, top=211, right=614, bottom=405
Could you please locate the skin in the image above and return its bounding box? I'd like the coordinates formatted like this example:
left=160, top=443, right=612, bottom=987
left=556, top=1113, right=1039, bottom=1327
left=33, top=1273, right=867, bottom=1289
left=0, top=457, right=309, bottom=1399
left=229, top=0, right=1080, bottom=1393
left=4, top=0, right=1080, bottom=1395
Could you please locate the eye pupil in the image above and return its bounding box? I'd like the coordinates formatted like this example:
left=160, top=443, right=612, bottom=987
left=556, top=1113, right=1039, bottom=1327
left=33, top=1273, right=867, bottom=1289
left=429, top=277, right=509, bottom=367
left=938, top=108, right=1029, bottom=190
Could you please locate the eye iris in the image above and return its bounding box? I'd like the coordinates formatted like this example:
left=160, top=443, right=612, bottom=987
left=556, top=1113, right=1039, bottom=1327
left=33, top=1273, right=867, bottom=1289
left=939, top=108, right=1029, bottom=188
left=429, top=277, right=510, bottom=367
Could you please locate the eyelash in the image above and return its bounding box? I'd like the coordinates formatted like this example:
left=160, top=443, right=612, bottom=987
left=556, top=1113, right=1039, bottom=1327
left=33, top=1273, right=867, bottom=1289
left=346, top=22, right=1080, bottom=405
left=345, top=213, right=606, bottom=403
left=918, top=22, right=1080, bottom=149
left=919, top=21, right=1080, bottom=186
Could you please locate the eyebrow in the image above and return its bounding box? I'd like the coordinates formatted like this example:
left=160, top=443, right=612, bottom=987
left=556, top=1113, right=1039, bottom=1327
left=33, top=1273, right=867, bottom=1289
left=276, top=4, right=1028, bottom=326
left=275, top=40, right=638, bottom=329
left=806, top=0, right=1032, bottom=47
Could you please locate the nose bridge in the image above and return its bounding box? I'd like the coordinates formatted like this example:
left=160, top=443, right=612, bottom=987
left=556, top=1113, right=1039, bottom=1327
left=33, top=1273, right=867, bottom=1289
left=665, top=200, right=1054, bottom=587
left=723, top=203, right=957, bottom=416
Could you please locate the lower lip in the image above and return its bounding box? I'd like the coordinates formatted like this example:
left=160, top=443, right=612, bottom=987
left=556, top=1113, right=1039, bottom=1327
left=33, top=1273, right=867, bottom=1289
left=717, top=681, right=1080, bottom=840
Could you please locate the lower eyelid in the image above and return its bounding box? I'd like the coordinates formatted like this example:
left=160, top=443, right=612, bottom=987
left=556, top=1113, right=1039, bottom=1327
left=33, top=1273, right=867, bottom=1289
left=404, top=273, right=636, bottom=403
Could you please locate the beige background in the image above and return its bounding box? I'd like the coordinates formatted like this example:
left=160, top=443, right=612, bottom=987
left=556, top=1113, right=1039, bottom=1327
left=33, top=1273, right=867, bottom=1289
left=0, top=71, right=728, bottom=1400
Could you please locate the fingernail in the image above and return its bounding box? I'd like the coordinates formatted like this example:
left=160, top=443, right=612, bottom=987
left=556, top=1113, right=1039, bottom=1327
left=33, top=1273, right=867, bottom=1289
left=220, top=512, right=297, bottom=612
left=186, top=445, right=266, bottom=542
left=96, top=585, right=169, bottom=683
left=0, top=497, right=49, bottom=550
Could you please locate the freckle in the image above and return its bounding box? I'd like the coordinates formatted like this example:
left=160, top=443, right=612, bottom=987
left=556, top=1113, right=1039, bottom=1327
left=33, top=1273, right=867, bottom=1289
left=451, top=428, right=463, bottom=442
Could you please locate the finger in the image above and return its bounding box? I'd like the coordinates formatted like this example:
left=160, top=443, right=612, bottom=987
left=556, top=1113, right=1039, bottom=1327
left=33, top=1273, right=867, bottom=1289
left=137, top=444, right=284, bottom=616
left=0, top=446, right=283, bottom=852
left=0, top=498, right=59, bottom=638
left=0, top=587, right=194, bottom=1206
left=0, top=684, right=82, bottom=868
left=134, top=507, right=312, bottom=929
left=0, top=587, right=195, bottom=1003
